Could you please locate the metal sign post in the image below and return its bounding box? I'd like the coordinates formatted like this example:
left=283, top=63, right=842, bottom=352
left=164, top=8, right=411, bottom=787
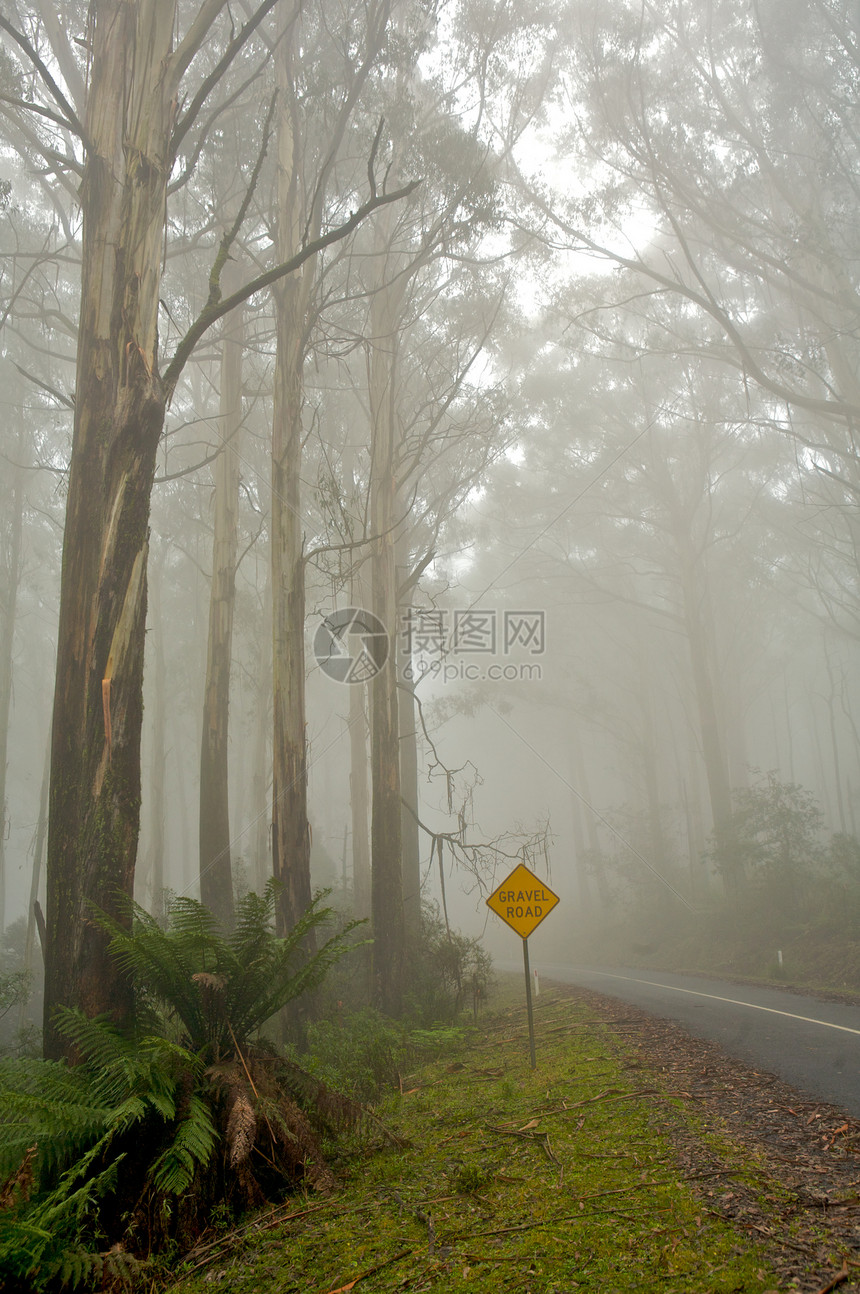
left=522, top=935, right=536, bottom=1069
left=486, top=862, right=560, bottom=1070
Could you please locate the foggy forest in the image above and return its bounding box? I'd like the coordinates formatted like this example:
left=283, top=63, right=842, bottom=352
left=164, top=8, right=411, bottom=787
left=1, top=0, right=859, bottom=1287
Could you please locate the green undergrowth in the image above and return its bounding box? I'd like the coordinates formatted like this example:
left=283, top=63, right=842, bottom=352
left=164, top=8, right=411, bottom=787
left=166, top=985, right=780, bottom=1294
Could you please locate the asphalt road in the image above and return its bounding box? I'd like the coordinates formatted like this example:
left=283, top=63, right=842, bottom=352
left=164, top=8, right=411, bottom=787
left=536, top=963, right=860, bottom=1118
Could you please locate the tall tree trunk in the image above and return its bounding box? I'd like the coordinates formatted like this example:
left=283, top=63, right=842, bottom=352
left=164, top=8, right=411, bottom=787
left=570, top=727, right=610, bottom=910
left=0, top=442, right=23, bottom=935
left=22, top=734, right=50, bottom=1034
left=144, top=548, right=167, bottom=922
left=567, top=748, right=593, bottom=918
left=44, top=0, right=188, bottom=1058
left=268, top=0, right=390, bottom=935
left=199, top=292, right=244, bottom=928
left=345, top=451, right=371, bottom=918
left=397, top=540, right=421, bottom=942
left=250, top=572, right=272, bottom=895
left=368, top=242, right=406, bottom=1014
left=172, top=705, right=195, bottom=900
left=271, top=25, right=312, bottom=937
left=677, top=556, right=734, bottom=879
left=397, top=655, right=421, bottom=941
left=349, top=678, right=372, bottom=917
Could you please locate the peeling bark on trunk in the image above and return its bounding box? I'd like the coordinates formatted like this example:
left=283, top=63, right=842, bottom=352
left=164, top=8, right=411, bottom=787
left=44, top=0, right=217, bottom=1059
left=199, top=293, right=244, bottom=929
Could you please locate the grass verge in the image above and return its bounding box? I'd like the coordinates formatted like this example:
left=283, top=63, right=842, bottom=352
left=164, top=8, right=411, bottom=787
left=166, top=982, right=780, bottom=1293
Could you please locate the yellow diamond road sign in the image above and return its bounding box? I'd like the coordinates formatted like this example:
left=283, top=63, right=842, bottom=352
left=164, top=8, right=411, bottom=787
left=486, top=863, right=560, bottom=939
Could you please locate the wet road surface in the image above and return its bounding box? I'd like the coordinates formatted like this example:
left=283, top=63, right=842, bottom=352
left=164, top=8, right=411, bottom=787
left=536, top=964, right=860, bottom=1116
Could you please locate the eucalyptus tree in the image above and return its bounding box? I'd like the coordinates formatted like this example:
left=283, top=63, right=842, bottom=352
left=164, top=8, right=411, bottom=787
left=469, top=306, right=805, bottom=893
left=0, top=94, right=80, bottom=939
left=198, top=282, right=244, bottom=928
left=533, top=0, right=859, bottom=425
left=0, top=414, right=24, bottom=933
left=484, top=0, right=860, bottom=896
left=1, top=0, right=416, bottom=1058
left=0, top=216, right=74, bottom=936
left=336, top=187, right=514, bottom=1007
left=343, top=0, right=563, bottom=1010
left=268, top=0, right=401, bottom=942
left=492, top=0, right=860, bottom=658
left=523, top=0, right=860, bottom=647
left=303, top=233, right=512, bottom=1009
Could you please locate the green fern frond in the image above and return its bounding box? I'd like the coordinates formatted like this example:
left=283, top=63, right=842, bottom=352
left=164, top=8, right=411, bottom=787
left=2, top=886, right=367, bottom=1270
left=0, top=1212, right=55, bottom=1286
left=93, top=887, right=364, bottom=1058
left=148, top=1093, right=218, bottom=1195
left=243, top=913, right=367, bottom=1036
left=57, top=1245, right=105, bottom=1290
left=53, top=1011, right=194, bottom=1130
left=0, top=1058, right=113, bottom=1176
left=91, top=897, right=216, bottom=1042
left=228, top=881, right=278, bottom=968
left=53, top=1010, right=147, bottom=1110
left=59, top=1242, right=143, bottom=1290
left=0, top=1155, right=123, bottom=1289
left=0, top=1015, right=212, bottom=1196
left=221, top=890, right=362, bottom=1038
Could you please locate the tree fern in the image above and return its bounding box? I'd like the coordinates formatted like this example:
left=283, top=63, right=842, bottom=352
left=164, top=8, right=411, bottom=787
left=0, top=884, right=366, bottom=1273
left=92, top=881, right=364, bottom=1056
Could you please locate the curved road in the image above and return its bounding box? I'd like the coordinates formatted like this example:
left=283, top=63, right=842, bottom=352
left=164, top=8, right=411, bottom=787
left=537, top=964, right=860, bottom=1118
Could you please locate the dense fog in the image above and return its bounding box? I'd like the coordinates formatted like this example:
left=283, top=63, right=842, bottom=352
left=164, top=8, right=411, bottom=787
left=1, top=0, right=859, bottom=1023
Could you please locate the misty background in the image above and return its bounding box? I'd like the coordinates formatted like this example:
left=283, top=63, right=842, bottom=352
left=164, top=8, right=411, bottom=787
left=1, top=0, right=858, bottom=1000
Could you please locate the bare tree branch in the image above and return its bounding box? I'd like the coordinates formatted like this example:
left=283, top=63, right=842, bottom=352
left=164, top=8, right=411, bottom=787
left=162, top=177, right=421, bottom=400
left=0, top=12, right=87, bottom=142
left=170, top=0, right=294, bottom=160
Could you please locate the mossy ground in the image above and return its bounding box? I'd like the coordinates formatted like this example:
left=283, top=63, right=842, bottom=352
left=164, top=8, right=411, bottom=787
left=166, top=983, right=782, bottom=1293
